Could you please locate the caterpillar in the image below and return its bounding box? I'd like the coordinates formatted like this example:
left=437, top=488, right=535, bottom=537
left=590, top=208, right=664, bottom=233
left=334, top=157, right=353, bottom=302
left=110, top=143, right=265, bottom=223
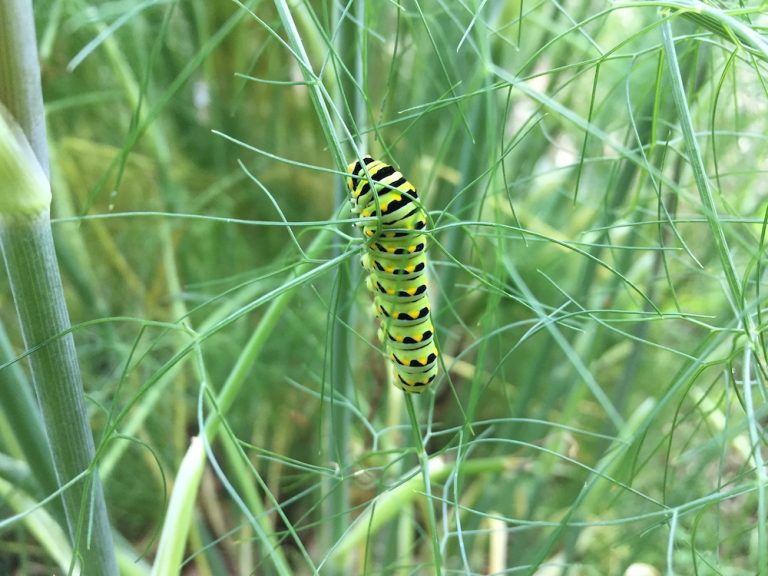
left=346, top=155, right=438, bottom=393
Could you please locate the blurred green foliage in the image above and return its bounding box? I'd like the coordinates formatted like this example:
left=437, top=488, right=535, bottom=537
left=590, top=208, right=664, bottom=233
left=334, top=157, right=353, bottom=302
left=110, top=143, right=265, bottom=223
left=0, top=1, right=766, bottom=574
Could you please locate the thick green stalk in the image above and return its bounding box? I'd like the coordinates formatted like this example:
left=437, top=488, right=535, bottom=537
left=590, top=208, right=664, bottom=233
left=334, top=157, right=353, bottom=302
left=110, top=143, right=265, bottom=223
left=0, top=323, right=64, bottom=521
left=0, top=0, right=48, bottom=174
left=0, top=5, right=119, bottom=572
left=0, top=211, right=118, bottom=574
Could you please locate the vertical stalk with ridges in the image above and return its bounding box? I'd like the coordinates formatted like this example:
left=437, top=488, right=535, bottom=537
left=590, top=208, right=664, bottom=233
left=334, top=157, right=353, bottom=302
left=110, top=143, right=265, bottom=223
left=0, top=2, right=118, bottom=573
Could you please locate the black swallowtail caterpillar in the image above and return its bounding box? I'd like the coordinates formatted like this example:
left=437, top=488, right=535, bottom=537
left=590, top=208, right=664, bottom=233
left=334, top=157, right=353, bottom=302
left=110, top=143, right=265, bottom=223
left=346, top=155, right=438, bottom=393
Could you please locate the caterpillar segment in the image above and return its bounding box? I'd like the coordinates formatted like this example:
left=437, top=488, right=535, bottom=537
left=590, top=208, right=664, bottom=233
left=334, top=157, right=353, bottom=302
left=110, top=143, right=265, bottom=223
left=361, top=251, right=427, bottom=280
left=369, top=238, right=426, bottom=256
left=365, top=275, right=428, bottom=302
left=347, top=155, right=439, bottom=393
left=374, top=294, right=431, bottom=324
left=361, top=212, right=426, bottom=239
left=377, top=316, right=435, bottom=349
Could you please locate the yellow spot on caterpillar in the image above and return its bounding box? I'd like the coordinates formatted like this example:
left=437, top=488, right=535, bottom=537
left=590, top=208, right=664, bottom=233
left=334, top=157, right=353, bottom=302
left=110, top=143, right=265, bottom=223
left=387, top=289, right=395, bottom=295
left=419, top=358, right=427, bottom=365
left=408, top=310, right=420, bottom=319
left=405, top=265, right=416, bottom=273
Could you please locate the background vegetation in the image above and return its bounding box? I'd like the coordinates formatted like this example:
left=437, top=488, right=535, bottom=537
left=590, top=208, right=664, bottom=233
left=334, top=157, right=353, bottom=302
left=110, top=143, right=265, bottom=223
left=1, top=0, right=767, bottom=574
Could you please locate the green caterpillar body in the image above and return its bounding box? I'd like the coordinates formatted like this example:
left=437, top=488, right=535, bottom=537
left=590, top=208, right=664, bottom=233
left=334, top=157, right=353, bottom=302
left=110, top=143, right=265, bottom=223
left=346, top=155, right=438, bottom=393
